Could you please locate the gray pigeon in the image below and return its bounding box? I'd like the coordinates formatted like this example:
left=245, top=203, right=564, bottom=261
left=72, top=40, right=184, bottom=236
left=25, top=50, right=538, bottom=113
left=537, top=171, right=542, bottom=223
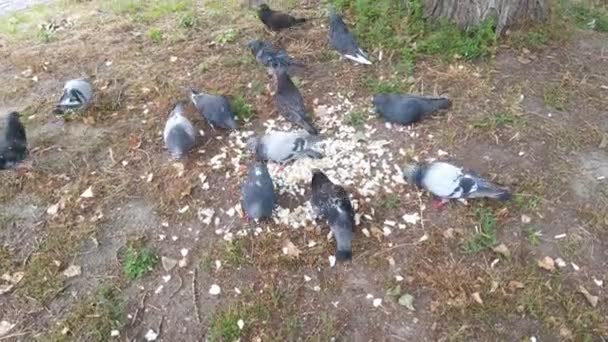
left=0, top=112, right=28, bottom=170
left=403, top=161, right=511, bottom=205
left=246, top=130, right=322, bottom=164
left=372, top=93, right=452, bottom=125
left=54, top=79, right=93, bottom=114
left=163, top=101, right=196, bottom=160
left=272, top=67, right=319, bottom=135
left=247, top=39, right=303, bottom=72
left=328, top=8, right=371, bottom=65
left=241, top=161, right=276, bottom=220
left=190, top=88, right=238, bottom=130
left=311, top=170, right=355, bottom=261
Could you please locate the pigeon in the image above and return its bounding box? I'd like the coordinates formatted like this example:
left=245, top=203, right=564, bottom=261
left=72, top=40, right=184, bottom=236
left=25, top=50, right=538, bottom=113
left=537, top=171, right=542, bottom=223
left=190, top=88, right=238, bottom=130
left=54, top=79, right=93, bottom=114
left=163, top=101, right=197, bottom=160
left=272, top=67, right=319, bottom=135
left=311, top=170, right=355, bottom=261
left=247, top=39, right=303, bottom=72
left=0, top=112, right=28, bottom=170
left=246, top=130, right=322, bottom=164
left=328, top=8, right=371, bottom=65
left=373, top=93, right=452, bottom=125
left=403, top=161, right=512, bottom=207
left=241, top=161, right=276, bottom=220
left=257, top=3, right=306, bottom=32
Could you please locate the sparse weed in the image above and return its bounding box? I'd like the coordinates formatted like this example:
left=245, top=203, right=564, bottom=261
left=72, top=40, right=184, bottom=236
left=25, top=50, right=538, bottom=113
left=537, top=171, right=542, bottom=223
left=543, top=85, right=567, bottom=110
left=473, top=112, right=524, bottom=131
left=514, top=194, right=542, bottom=210
left=526, top=226, right=542, bottom=247
left=510, top=30, right=548, bottom=49
left=148, top=28, right=163, bottom=43
left=418, top=19, right=497, bottom=60
left=122, top=245, right=157, bottom=280
left=179, top=11, right=197, bottom=28
left=209, top=307, right=243, bottom=342
left=344, top=111, right=367, bottom=127
left=381, top=194, right=401, bottom=209
left=215, top=28, right=237, bottom=45
left=363, top=77, right=405, bottom=93
left=231, top=96, right=254, bottom=121
left=568, top=4, right=608, bottom=32
left=465, top=207, right=498, bottom=253
left=222, top=239, right=249, bottom=267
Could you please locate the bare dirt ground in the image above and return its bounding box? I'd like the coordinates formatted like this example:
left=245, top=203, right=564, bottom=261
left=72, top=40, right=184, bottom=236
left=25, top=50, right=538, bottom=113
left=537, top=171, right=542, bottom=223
left=0, top=1, right=607, bottom=341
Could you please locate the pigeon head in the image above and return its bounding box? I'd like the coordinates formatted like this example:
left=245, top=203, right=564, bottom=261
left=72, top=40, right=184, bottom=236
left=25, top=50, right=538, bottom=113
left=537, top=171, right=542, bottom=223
left=247, top=39, right=264, bottom=54
left=328, top=7, right=341, bottom=22
left=258, top=3, right=270, bottom=13
left=7, top=111, right=21, bottom=120
left=402, top=163, right=421, bottom=184
left=372, top=94, right=388, bottom=108
left=170, top=101, right=186, bottom=117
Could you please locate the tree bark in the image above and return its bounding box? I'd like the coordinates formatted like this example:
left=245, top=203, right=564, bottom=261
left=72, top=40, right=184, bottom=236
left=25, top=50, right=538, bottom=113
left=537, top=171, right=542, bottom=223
left=423, top=0, right=551, bottom=34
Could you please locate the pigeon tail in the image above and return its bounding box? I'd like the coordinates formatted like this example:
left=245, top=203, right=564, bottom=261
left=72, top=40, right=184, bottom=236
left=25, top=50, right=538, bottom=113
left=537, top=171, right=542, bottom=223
left=344, top=52, right=372, bottom=65
left=472, top=179, right=511, bottom=201
left=294, top=17, right=306, bottom=24
left=300, top=118, right=319, bottom=135
left=336, top=250, right=352, bottom=261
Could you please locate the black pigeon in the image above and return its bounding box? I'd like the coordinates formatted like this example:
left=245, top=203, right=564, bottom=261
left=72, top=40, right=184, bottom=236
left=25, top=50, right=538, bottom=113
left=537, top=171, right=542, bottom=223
left=241, top=161, right=276, bottom=220
left=403, top=161, right=511, bottom=205
left=328, top=8, right=371, bottom=65
left=372, top=93, right=452, bottom=125
left=258, top=3, right=306, bottom=32
left=311, top=170, right=355, bottom=261
left=0, top=112, right=28, bottom=170
left=190, top=88, right=238, bottom=130
left=247, top=39, right=303, bottom=72
left=272, top=67, right=319, bottom=135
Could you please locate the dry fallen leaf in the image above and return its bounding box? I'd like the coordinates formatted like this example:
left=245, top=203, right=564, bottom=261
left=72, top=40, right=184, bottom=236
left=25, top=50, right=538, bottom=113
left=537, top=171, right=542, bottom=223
left=538, top=256, right=555, bottom=271
left=370, top=226, right=384, bottom=241
left=398, top=293, right=415, bottom=311
left=471, top=292, right=483, bottom=305
left=578, top=286, right=598, bottom=308
left=508, top=280, right=525, bottom=291
left=281, top=239, right=301, bottom=258
left=492, top=244, right=511, bottom=258
left=161, top=256, right=178, bottom=272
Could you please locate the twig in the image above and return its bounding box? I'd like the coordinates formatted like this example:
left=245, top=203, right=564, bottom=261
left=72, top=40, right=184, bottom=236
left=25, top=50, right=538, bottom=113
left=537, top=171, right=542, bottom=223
left=170, top=274, right=184, bottom=299
left=417, top=192, right=425, bottom=230
left=130, top=291, right=148, bottom=326
left=0, top=331, right=30, bottom=340
left=157, top=316, right=165, bottom=339
left=192, top=268, right=201, bottom=323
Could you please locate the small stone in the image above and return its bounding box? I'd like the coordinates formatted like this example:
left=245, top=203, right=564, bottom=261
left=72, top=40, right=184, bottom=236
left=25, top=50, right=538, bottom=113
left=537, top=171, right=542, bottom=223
left=80, top=186, right=94, bottom=198
left=593, top=277, right=603, bottom=288
left=373, top=298, right=382, bottom=307
left=110, top=329, right=120, bottom=337
left=555, top=258, right=567, bottom=268
left=178, top=258, right=188, bottom=268
left=180, top=248, right=189, bottom=257
left=161, top=257, right=178, bottom=272
left=162, top=275, right=171, bottom=283
left=237, top=319, right=244, bottom=330
left=313, top=285, right=321, bottom=292
left=538, top=256, right=555, bottom=271
left=329, top=255, right=336, bottom=268
left=47, top=203, right=60, bottom=216
left=571, top=262, right=580, bottom=271
left=209, top=284, right=221, bottom=295
left=170, top=56, right=178, bottom=62
left=62, top=265, right=82, bottom=278
left=521, top=214, right=531, bottom=223
left=304, top=275, right=312, bottom=282
left=144, top=329, right=158, bottom=341
left=395, top=275, right=404, bottom=282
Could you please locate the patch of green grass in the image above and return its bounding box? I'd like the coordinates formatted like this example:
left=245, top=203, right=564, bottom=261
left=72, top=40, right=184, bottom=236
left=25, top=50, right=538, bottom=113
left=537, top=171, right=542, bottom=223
left=381, top=194, right=401, bottom=209
left=148, top=28, right=163, bottom=43
left=178, top=11, right=197, bottom=28
left=526, top=226, right=542, bottom=247
left=318, top=50, right=337, bottom=62
left=44, top=285, right=125, bottom=342
left=222, top=239, right=249, bottom=267
left=419, top=18, right=497, bottom=60
left=464, top=207, right=498, bottom=253
left=0, top=246, right=14, bottom=274
left=215, top=28, right=237, bottom=45
left=0, top=3, right=65, bottom=41
left=514, top=194, right=542, bottom=210
left=543, top=84, right=567, bottom=111
left=344, top=111, right=367, bottom=127
left=363, top=77, right=406, bottom=93
left=568, top=4, right=608, bottom=32
left=558, top=234, right=583, bottom=260
left=122, top=245, right=157, bottom=280
left=104, top=0, right=195, bottom=23
left=473, top=112, right=524, bottom=131
left=230, top=96, right=254, bottom=121
left=209, top=298, right=271, bottom=342
left=510, top=30, right=549, bottom=49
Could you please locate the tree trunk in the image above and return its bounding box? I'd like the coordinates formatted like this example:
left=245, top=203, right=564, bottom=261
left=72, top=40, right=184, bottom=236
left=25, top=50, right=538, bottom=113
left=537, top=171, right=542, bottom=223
left=423, top=0, right=551, bottom=34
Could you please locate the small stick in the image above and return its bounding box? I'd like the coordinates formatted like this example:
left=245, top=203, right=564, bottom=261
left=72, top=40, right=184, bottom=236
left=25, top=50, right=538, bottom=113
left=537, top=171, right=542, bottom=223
left=192, top=268, right=201, bottom=323
left=417, top=192, right=425, bottom=230
left=157, top=316, right=165, bottom=339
